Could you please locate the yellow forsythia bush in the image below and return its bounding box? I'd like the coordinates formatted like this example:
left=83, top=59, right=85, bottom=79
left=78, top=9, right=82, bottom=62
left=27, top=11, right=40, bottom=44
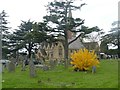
left=70, top=48, right=100, bottom=71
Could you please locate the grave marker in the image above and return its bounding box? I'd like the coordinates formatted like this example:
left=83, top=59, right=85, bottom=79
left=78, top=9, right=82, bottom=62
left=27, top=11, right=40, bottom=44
left=8, top=57, right=15, bottom=72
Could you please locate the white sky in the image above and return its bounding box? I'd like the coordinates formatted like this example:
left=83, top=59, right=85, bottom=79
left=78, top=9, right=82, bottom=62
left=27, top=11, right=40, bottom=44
left=0, top=0, right=119, bottom=33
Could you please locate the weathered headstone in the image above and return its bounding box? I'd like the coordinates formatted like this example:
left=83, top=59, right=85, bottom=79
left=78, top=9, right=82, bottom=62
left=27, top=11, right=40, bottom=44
left=21, top=60, right=26, bottom=71
left=1, top=63, right=5, bottom=73
left=49, top=60, right=55, bottom=69
left=19, top=55, right=24, bottom=64
left=8, top=57, right=15, bottom=72
left=6, top=62, right=9, bottom=70
left=92, top=66, right=96, bottom=74
left=21, top=55, right=28, bottom=71
left=29, top=60, right=36, bottom=77
left=42, top=65, right=49, bottom=71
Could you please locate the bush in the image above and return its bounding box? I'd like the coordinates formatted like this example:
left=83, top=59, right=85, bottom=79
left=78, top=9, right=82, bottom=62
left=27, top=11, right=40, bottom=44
left=70, top=48, right=100, bottom=71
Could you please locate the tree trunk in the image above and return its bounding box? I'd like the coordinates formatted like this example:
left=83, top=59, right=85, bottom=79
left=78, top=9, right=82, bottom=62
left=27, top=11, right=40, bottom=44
left=64, top=41, right=69, bottom=68
left=26, top=43, right=33, bottom=59
left=64, top=28, right=69, bottom=68
left=28, top=50, right=31, bottom=59
left=63, top=5, right=69, bottom=68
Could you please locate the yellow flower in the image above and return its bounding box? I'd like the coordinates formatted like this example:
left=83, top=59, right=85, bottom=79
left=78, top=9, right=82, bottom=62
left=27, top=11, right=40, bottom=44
left=70, top=48, right=100, bottom=71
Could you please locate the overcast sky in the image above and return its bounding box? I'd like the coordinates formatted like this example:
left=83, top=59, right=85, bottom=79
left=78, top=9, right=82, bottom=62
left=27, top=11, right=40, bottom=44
left=0, top=0, right=119, bottom=33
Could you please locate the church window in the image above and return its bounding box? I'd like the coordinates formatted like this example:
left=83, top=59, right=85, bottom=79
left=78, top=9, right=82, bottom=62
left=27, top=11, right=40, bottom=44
left=59, top=46, right=63, bottom=57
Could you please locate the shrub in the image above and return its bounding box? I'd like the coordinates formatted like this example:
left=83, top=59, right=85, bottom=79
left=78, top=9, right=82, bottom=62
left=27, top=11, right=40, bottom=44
left=70, top=48, right=100, bottom=71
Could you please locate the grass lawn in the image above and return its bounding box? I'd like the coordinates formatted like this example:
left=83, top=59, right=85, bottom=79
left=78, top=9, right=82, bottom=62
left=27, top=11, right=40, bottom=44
left=2, top=59, right=118, bottom=88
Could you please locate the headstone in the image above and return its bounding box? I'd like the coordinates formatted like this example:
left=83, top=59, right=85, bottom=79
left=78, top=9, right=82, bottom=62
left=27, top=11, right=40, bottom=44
left=49, top=60, right=55, bottom=69
left=29, top=60, right=36, bottom=77
left=42, top=65, right=49, bottom=71
left=6, top=62, right=9, bottom=70
left=1, top=63, right=5, bottom=73
left=92, top=66, right=96, bottom=74
left=21, top=60, right=26, bottom=71
left=8, top=57, right=15, bottom=72
left=19, top=55, right=24, bottom=63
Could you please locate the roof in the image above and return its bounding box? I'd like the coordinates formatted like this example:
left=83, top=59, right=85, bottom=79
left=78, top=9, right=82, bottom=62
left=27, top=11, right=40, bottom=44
left=83, top=42, right=99, bottom=50
left=68, top=37, right=84, bottom=49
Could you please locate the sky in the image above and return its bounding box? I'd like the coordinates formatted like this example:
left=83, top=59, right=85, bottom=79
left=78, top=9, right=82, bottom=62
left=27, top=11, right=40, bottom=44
left=0, top=0, right=119, bottom=33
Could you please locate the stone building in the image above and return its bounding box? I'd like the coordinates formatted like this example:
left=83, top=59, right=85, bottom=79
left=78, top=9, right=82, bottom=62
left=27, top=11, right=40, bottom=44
left=36, top=39, right=100, bottom=62
left=83, top=42, right=100, bottom=53
left=37, top=37, right=84, bottom=61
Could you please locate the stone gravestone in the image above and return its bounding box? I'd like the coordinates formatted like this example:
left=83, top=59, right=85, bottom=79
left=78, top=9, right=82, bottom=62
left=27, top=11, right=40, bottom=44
left=49, top=60, right=55, bottom=69
left=29, top=59, right=36, bottom=77
left=92, top=66, right=96, bottom=74
left=42, top=65, right=49, bottom=71
left=1, top=63, right=5, bottom=73
left=8, top=57, right=15, bottom=72
left=21, top=60, right=26, bottom=71
left=21, top=56, right=27, bottom=71
left=6, top=61, right=9, bottom=70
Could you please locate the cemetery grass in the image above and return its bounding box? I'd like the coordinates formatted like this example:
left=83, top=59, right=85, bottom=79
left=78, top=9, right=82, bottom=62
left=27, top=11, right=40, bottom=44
left=2, top=59, right=118, bottom=88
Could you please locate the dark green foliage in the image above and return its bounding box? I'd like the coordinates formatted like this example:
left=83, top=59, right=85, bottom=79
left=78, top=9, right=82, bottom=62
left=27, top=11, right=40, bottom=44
left=100, top=40, right=109, bottom=53
left=8, top=20, right=49, bottom=58
left=0, top=10, right=10, bottom=33
left=101, top=21, right=120, bottom=58
left=0, top=10, right=10, bottom=59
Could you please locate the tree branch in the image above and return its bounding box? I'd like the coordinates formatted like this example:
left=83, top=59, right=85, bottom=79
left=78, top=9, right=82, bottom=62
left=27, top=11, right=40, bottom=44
left=68, top=33, right=83, bottom=45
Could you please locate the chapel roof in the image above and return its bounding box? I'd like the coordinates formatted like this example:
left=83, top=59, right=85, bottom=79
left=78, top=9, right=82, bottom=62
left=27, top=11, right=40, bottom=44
left=68, top=37, right=84, bottom=49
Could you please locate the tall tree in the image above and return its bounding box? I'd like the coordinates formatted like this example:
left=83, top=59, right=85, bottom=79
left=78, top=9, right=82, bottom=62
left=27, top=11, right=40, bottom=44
left=0, top=10, right=10, bottom=59
left=43, top=0, right=101, bottom=67
left=100, top=38, right=109, bottom=54
left=101, top=21, right=120, bottom=58
left=8, top=20, right=51, bottom=77
left=9, top=20, right=49, bottom=59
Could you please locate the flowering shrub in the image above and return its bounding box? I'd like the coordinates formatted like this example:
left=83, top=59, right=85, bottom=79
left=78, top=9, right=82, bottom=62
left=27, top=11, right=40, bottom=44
left=70, top=48, right=99, bottom=71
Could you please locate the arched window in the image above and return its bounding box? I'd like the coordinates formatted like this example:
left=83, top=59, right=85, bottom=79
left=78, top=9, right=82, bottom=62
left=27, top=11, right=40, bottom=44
left=59, top=46, right=63, bottom=57
left=50, top=48, right=54, bottom=58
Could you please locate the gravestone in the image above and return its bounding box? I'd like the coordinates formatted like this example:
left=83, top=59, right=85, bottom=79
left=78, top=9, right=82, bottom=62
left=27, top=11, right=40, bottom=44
left=8, top=57, right=15, bottom=72
left=42, top=65, right=49, bottom=71
left=21, top=60, right=26, bottom=71
left=92, top=66, right=96, bottom=74
left=19, top=55, right=24, bottom=64
left=1, top=63, right=5, bottom=73
left=21, top=56, right=28, bottom=71
left=49, top=60, right=55, bottom=69
left=29, top=60, right=36, bottom=77
left=6, top=62, right=9, bottom=70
